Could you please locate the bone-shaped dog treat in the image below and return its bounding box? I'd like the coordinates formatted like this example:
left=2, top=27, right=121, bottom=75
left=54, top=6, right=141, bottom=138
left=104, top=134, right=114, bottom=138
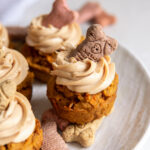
left=42, top=109, right=69, bottom=131
left=62, top=117, right=104, bottom=147
left=42, top=0, right=78, bottom=28
left=77, top=2, right=116, bottom=27
left=73, top=24, right=118, bottom=62
left=77, top=2, right=102, bottom=24
left=92, top=11, right=116, bottom=27
left=42, top=121, right=69, bottom=150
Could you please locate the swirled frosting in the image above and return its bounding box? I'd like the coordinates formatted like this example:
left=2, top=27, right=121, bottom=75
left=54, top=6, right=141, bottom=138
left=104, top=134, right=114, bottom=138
left=51, top=51, right=115, bottom=94
left=26, top=15, right=82, bottom=54
left=0, top=24, right=9, bottom=47
left=0, top=92, right=35, bottom=145
left=0, top=47, right=28, bottom=85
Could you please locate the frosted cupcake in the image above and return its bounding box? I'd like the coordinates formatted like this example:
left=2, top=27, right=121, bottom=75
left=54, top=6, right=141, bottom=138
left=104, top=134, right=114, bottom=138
left=0, top=46, right=34, bottom=100
left=0, top=24, right=9, bottom=47
left=23, top=0, right=83, bottom=82
left=0, top=80, right=43, bottom=150
left=47, top=24, right=119, bottom=124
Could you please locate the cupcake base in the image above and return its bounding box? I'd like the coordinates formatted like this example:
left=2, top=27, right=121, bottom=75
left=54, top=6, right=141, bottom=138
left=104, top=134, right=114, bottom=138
left=17, top=71, right=34, bottom=101
left=47, top=74, right=119, bottom=124
left=0, top=119, right=43, bottom=150
left=22, top=44, right=54, bottom=83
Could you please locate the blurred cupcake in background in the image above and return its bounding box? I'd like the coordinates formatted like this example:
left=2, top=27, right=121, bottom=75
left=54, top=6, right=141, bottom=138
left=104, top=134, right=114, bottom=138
left=0, top=45, right=34, bottom=100
left=0, top=80, right=43, bottom=150
left=23, top=0, right=83, bottom=82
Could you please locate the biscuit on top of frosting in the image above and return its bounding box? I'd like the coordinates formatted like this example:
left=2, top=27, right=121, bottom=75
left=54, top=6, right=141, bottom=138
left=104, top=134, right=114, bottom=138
left=26, top=0, right=82, bottom=54
left=51, top=24, right=118, bottom=94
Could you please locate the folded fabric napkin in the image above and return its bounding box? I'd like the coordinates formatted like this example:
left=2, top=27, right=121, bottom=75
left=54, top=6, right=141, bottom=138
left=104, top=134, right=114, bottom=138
left=42, top=121, right=69, bottom=150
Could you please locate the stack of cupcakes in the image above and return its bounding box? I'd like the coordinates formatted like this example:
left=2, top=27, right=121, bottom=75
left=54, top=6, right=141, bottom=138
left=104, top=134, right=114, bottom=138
left=22, top=0, right=83, bottom=82
left=47, top=24, right=119, bottom=146
left=0, top=80, right=43, bottom=150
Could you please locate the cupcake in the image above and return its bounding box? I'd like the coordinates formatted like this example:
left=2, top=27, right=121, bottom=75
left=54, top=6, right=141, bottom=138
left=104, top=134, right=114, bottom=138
left=22, top=0, right=83, bottom=82
left=0, top=24, right=9, bottom=47
left=0, top=80, right=43, bottom=150
left=0, top=46, right=34, bottom=100
left=47, top=24, right=119, bottom=124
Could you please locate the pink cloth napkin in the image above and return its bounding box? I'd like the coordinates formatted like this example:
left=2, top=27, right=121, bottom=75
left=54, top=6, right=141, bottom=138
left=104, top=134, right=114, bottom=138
left=41, top=109, right=69, bottom=150
left=42, top=109, right=69, bottom=131
left=41, top=121, right=69, bottom=150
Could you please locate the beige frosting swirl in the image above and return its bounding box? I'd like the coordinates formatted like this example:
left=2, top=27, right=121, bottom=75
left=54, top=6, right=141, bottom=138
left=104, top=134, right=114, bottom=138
left=0, top=92, right=35, bottom=145
left=0, top=47, right=28, bottom=85
left=0, top=24, right=9, bottom=47
left=51, top=51, right=115, bottom=94
left=26, top=15, right=82, bottom=54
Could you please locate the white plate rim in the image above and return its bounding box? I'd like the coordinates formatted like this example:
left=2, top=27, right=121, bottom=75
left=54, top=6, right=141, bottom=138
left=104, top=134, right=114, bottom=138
left=117, top=44, right=150, bottom=150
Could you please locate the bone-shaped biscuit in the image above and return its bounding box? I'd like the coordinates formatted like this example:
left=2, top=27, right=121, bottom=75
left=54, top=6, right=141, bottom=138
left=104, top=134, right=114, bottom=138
left=77, top=2, right=116, bottom=27
left=62, top=117, right=104, bottom=147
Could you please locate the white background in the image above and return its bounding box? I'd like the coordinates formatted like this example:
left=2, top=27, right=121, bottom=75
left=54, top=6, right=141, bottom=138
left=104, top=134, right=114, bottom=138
left=0, top=0, right=150, bottom=149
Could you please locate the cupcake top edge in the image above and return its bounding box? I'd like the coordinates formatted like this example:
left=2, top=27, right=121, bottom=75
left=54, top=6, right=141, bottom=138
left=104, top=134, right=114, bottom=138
left=0, top=80, right=35, bottom=146
left=26, top=15, right=82, bottom=54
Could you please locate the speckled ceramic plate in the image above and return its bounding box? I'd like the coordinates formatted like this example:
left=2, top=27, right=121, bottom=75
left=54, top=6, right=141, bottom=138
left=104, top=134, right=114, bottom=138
left=31, top=45, right=150, bottom=150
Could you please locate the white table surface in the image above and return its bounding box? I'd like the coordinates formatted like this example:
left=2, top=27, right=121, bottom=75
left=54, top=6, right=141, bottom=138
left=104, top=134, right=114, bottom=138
left=0, top=0, right=150, bottom=149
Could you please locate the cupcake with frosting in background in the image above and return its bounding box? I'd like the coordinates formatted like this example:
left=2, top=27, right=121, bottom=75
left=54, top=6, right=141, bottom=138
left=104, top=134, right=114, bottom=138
left=0, top=23, right=9, bottom=47
left=0, top=80, right=43, bottom=150
left=47, top=24, right=118, bottom=125
left=23, top=0, right=83, bottom=82
left=0, top=45, right=34, bottom=100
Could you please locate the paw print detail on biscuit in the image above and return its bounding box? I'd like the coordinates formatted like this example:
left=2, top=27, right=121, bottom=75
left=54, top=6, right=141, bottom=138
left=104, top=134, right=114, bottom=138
left=91, top=43, right=102, bottom=54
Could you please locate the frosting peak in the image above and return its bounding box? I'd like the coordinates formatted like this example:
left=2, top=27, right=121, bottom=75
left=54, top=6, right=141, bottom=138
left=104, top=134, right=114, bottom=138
left=26, top=16, right=82, bottom=54
left=51, top=51, right=115, bottom=94
left=0, top=24, right=9, bottom=47
left=0, top=47, right=28, bottom=85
